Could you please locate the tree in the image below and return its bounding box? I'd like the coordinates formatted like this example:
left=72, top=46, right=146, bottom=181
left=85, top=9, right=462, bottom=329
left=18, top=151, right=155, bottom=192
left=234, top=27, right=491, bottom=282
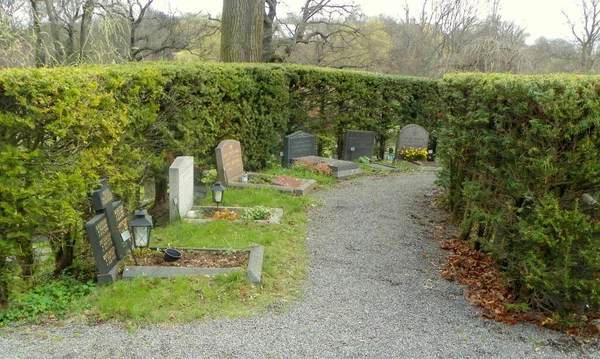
left=220, top=0, right=263, bottom=62
left=264, top=0, right=362, bottom=63
left=563, top=0, right=600, bottom=72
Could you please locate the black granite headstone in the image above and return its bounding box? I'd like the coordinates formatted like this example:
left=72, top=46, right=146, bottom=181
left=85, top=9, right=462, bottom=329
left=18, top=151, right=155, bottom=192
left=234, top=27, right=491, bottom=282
left=85, top=213, right=119, bottom=284
left=90, top=180, right=129, bottom=260
left=343, top=130, right=376, bottom=161
left=283, top=131, right=316, bottom=168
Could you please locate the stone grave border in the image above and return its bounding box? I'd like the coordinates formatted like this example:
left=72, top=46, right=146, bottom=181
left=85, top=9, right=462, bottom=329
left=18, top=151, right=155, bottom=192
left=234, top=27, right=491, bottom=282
left=226, top=173, right=317, bottom=195
left=293, top=156, right=363, bottom=179
left=122, top=244, right=264, bottom=283
left=184, top=206, right=283, bottom=225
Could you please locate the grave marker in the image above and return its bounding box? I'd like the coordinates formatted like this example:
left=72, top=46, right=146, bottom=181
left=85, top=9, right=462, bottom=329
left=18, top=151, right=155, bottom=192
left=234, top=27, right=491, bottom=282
left=283, top=131, right=316, bottom=168
left=91, top=180, right=128, bottom=260
left=343, top=130, right=376, bottom=161
left=215, top=140, right=244, bottom=184
left=85, top=213, right=119, bottom=284
left=397, top=124, right=429, bottom=153
left=169, top=156, right=194, bottom=221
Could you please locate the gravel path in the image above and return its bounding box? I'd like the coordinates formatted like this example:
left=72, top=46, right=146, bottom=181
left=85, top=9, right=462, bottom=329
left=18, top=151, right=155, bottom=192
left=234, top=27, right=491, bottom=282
left=2, top=172, right=600, bottom=358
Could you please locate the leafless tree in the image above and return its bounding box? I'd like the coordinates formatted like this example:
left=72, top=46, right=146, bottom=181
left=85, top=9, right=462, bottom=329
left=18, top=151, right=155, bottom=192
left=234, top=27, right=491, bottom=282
left=262, top=0, right=362, bottom=63
left=563, top=0, right=600, bottom=72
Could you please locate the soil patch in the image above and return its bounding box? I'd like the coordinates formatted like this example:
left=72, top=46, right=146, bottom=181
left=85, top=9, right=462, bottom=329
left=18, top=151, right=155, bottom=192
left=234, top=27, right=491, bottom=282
left=132, top=250, right=248, bottom=268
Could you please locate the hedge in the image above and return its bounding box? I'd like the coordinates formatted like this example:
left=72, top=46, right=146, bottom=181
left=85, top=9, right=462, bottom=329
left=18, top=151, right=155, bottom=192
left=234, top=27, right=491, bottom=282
left=437, top=73, right=600, bottom=315
left=0, top=62, right=440, bottom=308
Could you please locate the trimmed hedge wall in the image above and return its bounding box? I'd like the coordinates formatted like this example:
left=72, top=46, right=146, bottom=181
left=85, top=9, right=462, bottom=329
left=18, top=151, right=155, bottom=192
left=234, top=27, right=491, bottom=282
left=437, top=73, right=600, bottom=316
left=0, top=62, right=440, bottom=307
left=3, top=64, right=600, bottom=321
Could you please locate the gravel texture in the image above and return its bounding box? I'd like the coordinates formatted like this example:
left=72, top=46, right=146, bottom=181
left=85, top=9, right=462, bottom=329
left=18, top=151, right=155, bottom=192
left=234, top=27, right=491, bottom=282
left=2, top=172, right=600, bottom=358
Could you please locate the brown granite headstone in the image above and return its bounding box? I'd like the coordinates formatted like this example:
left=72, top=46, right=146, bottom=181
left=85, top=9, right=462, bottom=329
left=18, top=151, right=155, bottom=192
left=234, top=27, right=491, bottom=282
left=215, top=140, right=244, bottom=184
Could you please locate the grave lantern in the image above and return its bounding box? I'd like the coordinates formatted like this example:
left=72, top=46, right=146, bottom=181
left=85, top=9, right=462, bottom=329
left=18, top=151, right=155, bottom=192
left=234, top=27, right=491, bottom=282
left=211, top=181, right=226, bottom=209
left=130, top=210, right=153, bottom=248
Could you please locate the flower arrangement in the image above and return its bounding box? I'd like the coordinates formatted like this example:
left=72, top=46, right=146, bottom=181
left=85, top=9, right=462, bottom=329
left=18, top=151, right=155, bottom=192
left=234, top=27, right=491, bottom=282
left=397, top=147, right=428, bottom=161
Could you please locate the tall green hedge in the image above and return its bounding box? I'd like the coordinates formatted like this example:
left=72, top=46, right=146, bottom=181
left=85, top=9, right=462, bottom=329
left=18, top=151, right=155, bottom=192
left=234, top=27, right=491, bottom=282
left=0, top=62, right=439, bottom=307
left=437, top=73, right=600, bottom=315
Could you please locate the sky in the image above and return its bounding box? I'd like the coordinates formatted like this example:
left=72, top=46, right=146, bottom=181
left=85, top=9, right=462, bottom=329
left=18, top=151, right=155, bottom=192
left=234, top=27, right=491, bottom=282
left=154, top=0, right=578, bottom=44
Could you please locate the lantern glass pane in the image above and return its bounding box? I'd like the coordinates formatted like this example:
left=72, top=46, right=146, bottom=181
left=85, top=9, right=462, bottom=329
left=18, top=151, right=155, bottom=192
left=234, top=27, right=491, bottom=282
left=134, top=227, right=149, bottom=247
left=213, top=191, right=223, bottom=203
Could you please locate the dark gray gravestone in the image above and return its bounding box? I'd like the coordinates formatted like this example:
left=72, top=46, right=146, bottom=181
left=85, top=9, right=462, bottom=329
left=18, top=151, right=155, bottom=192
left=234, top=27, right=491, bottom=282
left=343, top=130, right=376, bottom=161
left=396, top=124, right=429, bottom=151
left=85, top=213, right=119, bottom=284
left=112, top=201, right=132, bottom=244
left=283, top=131, right=316, bottom=168
left=91, top=181, right=129, bottom=260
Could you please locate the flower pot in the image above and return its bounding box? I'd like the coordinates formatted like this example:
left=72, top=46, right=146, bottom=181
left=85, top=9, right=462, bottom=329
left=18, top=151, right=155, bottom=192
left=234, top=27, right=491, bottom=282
left=164, top=248, right=182, bottom=262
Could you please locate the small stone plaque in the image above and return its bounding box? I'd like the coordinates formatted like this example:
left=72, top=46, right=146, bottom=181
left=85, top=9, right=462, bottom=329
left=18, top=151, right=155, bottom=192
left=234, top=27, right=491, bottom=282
left=215, top=140, right=244, bottom=184
left=283, top=131, right=316, bottom=168
left=85, top=213, right=119, bottom=284
left=343, top=130, right=376, bottom=161
left=397, top=124, right=429, bottom=151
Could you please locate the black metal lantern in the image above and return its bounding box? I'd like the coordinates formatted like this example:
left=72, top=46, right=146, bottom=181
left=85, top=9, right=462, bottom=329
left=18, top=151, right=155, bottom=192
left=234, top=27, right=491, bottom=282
left=211, top=181, right=226, bottom=209
left=130, top=210, right=153, bottom=248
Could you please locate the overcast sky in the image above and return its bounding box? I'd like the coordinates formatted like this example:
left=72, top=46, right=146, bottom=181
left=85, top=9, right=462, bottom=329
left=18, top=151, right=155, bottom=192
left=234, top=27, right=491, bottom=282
left=154, top=0, right=577, bottom=44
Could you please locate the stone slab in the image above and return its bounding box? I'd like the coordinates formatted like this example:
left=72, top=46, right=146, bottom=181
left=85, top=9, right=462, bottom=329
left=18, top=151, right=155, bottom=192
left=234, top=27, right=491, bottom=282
left=247, top=244, right=264, bottom=283
left=184, top=206, right=283, bottom=224
left=293, top=156, right=364, bottom=179
left=97, top=265, right=119, bottom=285
left=169, top=156, right=194, bottom=221
left=362, top=163, right=399, bottom=172
left=122, top=266, right=241, bottom=278
left=215, top=140, right=244, bottom=184
left=283, top=131, right=316, bottom=168
left=343, top=130, right=376, bottom=161
left=408, top=161, right=441, bottom=172
left=226, top=172, right=317, bottom=196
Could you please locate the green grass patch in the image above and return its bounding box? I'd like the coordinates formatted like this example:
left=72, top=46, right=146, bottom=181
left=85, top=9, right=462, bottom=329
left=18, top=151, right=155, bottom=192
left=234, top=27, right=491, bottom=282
left=68, top=182, right=317, bottom=326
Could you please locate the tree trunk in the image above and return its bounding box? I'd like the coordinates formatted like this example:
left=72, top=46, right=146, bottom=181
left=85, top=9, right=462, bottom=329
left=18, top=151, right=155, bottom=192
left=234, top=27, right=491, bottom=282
left=79, top=0, right=95, bottom=64
left=262, top=0, right=277, bottom=62
left=43, top=0, right=65, bottom=65
left=54, top=231, right=75, bottom=275
left=154, top=175, right=167, bottom=204
left=221, top=0, right=263, bottom=62
left=0, top=256, right=8, bottom=310
left=30, top=0, right=44, bottom=67
left=17, top=238, right=35, bottom=280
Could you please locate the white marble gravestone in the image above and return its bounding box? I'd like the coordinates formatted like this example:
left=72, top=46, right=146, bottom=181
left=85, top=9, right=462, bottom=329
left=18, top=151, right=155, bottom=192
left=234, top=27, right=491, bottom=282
left=169, top=156, right=194, bottom=221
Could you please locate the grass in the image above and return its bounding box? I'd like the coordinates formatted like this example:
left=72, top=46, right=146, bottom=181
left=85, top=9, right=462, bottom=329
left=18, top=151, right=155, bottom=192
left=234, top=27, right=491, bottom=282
left=66, top=167, right=333, bottom=326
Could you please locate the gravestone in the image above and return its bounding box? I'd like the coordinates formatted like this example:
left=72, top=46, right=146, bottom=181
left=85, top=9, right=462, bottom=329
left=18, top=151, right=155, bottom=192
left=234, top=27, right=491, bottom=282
left=85, top=213, right=119, bottom=284
left=215, top=140, right=244, bottom=184
left=343, top=130, right=376, bottom=161
left=91, top=180, right=129, bottom=260
left=169, top=156, right=194, bottom=221
left=283, top=131, right=316, bottom=168
left=396, top=124, right=429, bottom=152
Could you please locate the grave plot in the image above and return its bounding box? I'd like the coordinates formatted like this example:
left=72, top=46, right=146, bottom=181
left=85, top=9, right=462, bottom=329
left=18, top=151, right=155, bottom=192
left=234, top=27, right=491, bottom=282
left=184, top=206, right=283, bottom=224
left=85, top=178, right=265, bottom=284
left=122, top=245, right=264, bottom=283
left=282, top=131, right=364, bottom=179
left=396, top=124, right=440, bottom=171
left=215, top=139, right=317, bottom=195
